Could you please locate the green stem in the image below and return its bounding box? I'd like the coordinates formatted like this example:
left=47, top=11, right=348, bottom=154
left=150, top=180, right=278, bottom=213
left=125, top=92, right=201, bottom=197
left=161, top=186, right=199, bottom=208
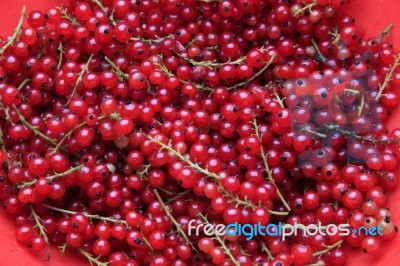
left=0, top=6, right=26, bottom=55
left=79, top=248, right=109, bottom=266
left=227, top=54, right=276, bottom=90
left=131, top=35, right=174, bottom=44
left=375, top=54, right=400, bottom=100
left=259, top=241, right=274, bottom=261
left=58, top=6, right=80, bottom=27
left=91, top=0, right=116, bottom=25
left=58, top=42, right=64, bottom=69
left=357, top=93, right=365, bottom=116
left=165, top=189, right=192, bottom=204
left=149, top=134, right=288, bottom=215
left=91, top=0, right=107, bottom=12
left=12, top=105, right=60, bottom=148
left=294, top=2, right=317, bottom=18
left=311, top=39, right=327, bottom=62
left=274, top=92, right=285, bottom=108
left=18, top=164, right=84, bottom=189
left=313, top=240, right=343, bottom=257
left=198, top=213, right=240, bottom=266
left=104, top=56, right=128, bottom=80
left=42, top=203, right=128, bottom=226
left=378, top=24, right=393, bottom=43
left=29, top=206, right=49, bottom=244
left=147, top=135, right=222, bottom=180
left=69, top=54, right=94, bottom=102
left=252, top=119, right=292, bottom=212
left=0, top=126, right=10, bottom=167
left=154, top=189, right=198, bottom=252
left=326, top=124, right=400, bottom=144
left=17, top=78, right=31, bottom=90
left=301, top=126, right=327, bottom=138
left=173, top=50, right=246, bottom=68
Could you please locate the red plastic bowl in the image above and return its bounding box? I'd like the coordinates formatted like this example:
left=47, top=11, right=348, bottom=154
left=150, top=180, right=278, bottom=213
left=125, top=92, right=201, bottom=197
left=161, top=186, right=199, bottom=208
left=0, top=0, right=399, bottom=265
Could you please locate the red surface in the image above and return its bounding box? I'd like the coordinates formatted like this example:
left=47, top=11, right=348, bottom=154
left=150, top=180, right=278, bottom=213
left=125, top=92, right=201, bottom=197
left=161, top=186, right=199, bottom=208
left=0, top=0, right=400, bottom=265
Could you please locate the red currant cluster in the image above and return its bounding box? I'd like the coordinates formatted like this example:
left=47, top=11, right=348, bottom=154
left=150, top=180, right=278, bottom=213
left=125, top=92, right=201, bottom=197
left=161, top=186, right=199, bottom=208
left=0, top=0, right=400, bottom=265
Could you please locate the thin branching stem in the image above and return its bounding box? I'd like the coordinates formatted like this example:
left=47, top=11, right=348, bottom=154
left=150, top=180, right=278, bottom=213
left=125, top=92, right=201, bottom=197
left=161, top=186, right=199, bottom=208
left=79, top=248, right=109, bottom=266
left=252, top=119, right=292, bottom=212
left=227, top=54, right=276, bottom=90
left=0, top=6, right=26, bottom=55
left=375, top=54, right=400, bottom=100
left=69, top=54, right=94, bottom=102
left=58, top=6, right=80, bottom=27
left=313, top=240, right=343, bottom=257
left=12, top=105, right=60, bottom=148
left=311, top=39, right=327, bottom=62
left=198, top=213, right=240, bottom=266
left=154, top=189, right=198, bottom=252
left=148, top=135, right=288, bottom=215
left=173, top=50, right=246, bottom=68
left=29, top=206, right=49, bottom=244
left=294, top=2, right=317, bottom=18
left=104, top=56, right=128, bottom=80
left=42, top=203, right=128, bottom=226
left=17, top=78, right=31, bottom=90
left=18, top=164, right=84, bottom=189
left=378, top=24, right=393, bottom=43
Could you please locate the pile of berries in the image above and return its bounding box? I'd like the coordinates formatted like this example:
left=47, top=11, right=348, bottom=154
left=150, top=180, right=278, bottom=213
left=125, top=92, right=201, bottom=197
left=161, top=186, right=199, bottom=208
left=0, top=0, right=399, bottom=265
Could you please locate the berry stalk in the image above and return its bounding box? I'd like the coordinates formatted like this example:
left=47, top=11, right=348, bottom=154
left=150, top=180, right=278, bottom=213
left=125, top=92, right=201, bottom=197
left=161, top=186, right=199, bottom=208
left=0, top=6, right=26, bottom=55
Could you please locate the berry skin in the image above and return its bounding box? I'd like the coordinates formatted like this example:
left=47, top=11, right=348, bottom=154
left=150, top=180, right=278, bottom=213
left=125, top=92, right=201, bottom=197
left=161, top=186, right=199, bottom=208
left=0, top=1, right=399, bottom=266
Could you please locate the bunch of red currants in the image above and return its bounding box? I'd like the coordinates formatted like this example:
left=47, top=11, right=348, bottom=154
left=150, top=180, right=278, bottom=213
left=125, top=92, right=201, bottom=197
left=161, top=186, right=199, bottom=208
left=0, top=0, right=399, bottom=265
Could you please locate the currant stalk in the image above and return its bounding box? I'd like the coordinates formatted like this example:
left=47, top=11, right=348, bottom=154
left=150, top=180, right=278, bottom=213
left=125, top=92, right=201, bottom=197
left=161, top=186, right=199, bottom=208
left=294, top=2, right=317, bottom=18
left=91, top=0, right=117, bottom=25
left=0, top=6, right=26, bottom=55
left=252, top=119, right=292, bottom=212
left=104, top=56, right=128, bottom=81
left=326, top=124, right=400, bottom=144
left=311, top=39, right=327, bottom=62
left=147, top=135, right=222, bottom=180
left=50, top=115, right=110, bottom=155
left=228, top=54, right=276, bottom=90
left=79, top=248, right=109, bottom=266
left=12, top=105, right=61, bottom=148
left=0, top=126, right=10, bottom=167
left=165, top=189, right=192, bottom=204
left=58, top=42, right=64, bottom=69
left=29, top=205, right=49, bottom=244
left=173, top=50, right=246, bottom=68
left=41, top=203, right=128, bottom=226
left=18, top=164, right=84, bottom=189
left=301, top=126, right=327, bottom=138
left=258, top=240, right=274, bottom=261
left=274, top=92, right=286, bottom=108
left=58, top=6, right=80, bottom=27
left=378, top=24, right=393, bottom=43
left=69, top=54, right=94, bottom=102
left=136, top=165, right=173, bottom=195
left=312, top=240, right=343, bottom=257
left=131, top=34, right=174, bottom=44
left=154, top=189, right=198, bottom=252
left=148, top=135, right=288, bottom=215
left=329, top=28, right=342, bottom=47
left=154, top=57, right=213, bottom=92
left=219, top=185, right=288, bottom=215
left=375, top=54, right=400, bottom=100
left=197, top=213, right=240, bottom=266
left=17, top=78, right=31, bottom=91
left=357, top=93, right=365, bottom=116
